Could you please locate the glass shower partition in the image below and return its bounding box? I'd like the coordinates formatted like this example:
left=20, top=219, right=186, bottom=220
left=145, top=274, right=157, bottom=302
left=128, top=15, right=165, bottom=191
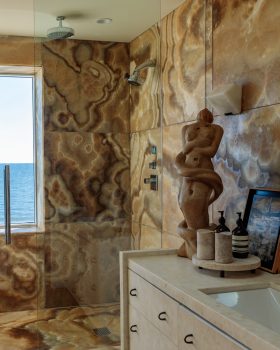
left=34, top=0, right=161, bottom=348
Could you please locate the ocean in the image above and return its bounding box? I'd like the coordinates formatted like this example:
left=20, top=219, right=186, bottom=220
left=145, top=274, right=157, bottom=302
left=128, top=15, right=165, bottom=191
left=0, top=163, right=35, bottom=225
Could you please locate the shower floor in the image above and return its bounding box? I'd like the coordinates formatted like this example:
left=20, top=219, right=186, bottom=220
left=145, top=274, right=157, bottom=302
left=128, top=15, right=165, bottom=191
left=0, top=303, right=120, bottom=350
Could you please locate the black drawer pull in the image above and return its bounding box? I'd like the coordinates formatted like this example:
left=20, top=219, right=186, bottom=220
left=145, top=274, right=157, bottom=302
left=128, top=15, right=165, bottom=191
left=129, top=288, right=137, bottom=296
left=130, top=325, right=138, bottom=333
left=184, top=334, right=194, bottom=344
left=158, top=312, right=167, bottom=321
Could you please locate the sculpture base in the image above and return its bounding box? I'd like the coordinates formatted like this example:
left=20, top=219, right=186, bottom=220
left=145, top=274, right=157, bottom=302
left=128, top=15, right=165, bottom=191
left=177, top=221, right=217, bottom=259
left=177, top=222, right=197, bottom=259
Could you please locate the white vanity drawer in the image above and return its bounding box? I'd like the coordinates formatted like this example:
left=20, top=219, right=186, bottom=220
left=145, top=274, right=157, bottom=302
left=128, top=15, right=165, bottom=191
left=178, top=305, right=247, bottom=350
left=129, top=305, right=177, bottom=350
left=128, top=270, right=178, bottom=344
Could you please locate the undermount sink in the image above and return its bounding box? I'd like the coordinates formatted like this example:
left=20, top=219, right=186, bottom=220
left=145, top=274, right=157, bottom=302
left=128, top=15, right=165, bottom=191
left=208, top=287, right=280, bottom=333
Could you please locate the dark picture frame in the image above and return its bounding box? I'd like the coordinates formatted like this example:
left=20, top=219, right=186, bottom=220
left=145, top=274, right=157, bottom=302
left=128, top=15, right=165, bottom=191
left=243, top=188, right=280, bottom=273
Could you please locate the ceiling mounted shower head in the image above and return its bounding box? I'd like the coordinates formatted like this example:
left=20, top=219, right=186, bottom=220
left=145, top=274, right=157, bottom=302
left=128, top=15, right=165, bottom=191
left=47, top=16, right=75, bottom=40
left=126, top=59, right=156, bottom=86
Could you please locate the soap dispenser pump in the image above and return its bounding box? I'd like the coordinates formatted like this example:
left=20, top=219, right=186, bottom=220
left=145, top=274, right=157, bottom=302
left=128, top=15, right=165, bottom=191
left=215, top=211, right=230, bottom=233
left=232, top=212, right=249, bottom=259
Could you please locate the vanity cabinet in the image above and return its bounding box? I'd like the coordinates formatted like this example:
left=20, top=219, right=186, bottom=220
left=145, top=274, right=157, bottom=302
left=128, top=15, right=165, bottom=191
left=120, top=249, right=254, bottom=350
left=126, top=270, right=246, bottom=350
left=178, top=305, right=245, bottom=350
left=129, top=305, right=176, bottom=350
left=128, top=269, right=178, bottom=342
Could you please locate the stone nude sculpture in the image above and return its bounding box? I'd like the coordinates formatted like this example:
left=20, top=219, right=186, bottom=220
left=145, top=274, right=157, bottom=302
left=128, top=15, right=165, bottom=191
left=174, top=108, right=224, bottom=258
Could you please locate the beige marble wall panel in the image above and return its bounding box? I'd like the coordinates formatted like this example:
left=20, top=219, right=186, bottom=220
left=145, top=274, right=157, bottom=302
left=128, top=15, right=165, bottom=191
left=131, top=223, right=161, bottom=250
left=131, top=128, right=162, bottom=230
left=162, top=123, right=185, bottom=235
left=45, top=221, right=130, bottom=307
left=74, top=231, right=130, bottom=305
left=212, top=0, right=280, bottom=111
left=44, top=131, right=130, bottom=223
left=205, top=0, right=213, bottom=111
left=161, top=0, right=206, bottom=126
left=162, top=231, right=184, bottom=249
left=0, top=36, right=40, bottom=66
left=42, top=39, right=130, bottom=133
left=212, top=105, right=280, bottom=229
left=0, top=234, right=44, bottom=312
left=130, top=25, right=161, bottom=132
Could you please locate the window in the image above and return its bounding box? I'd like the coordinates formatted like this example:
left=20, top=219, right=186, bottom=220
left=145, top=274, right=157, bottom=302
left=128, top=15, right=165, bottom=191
left=0, top=67, right=43, bottom=232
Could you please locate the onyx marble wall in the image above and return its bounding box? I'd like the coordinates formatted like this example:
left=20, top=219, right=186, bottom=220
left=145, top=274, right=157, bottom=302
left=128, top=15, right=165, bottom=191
left=211, top=0, right=280, bottom=227
left=131, top=0, right=280, bottom=249
left=0, top=234, right=44, bottom=312
left=42, top=39, right=131, bottom=307
left=0, top=36, right=38, bottom=66
left=130, top=26, right=162, bottom=249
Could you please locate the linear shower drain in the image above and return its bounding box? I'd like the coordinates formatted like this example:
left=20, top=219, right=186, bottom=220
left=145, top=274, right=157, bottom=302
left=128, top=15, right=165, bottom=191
left=93, top=327, right=111, bottom=336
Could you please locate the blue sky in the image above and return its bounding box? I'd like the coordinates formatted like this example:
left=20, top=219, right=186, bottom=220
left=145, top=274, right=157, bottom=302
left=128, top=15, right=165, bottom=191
left=0, top=76, right=34, bottom=163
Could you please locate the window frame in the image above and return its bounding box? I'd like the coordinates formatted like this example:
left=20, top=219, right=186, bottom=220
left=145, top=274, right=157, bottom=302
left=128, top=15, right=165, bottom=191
left=0, top=66, right=44, bottom=233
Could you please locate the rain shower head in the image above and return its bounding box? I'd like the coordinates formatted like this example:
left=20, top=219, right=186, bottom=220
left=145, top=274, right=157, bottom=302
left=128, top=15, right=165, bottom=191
left=126, top=59, right=156, bottom=86
left=47, top=16, right=75, bottom=40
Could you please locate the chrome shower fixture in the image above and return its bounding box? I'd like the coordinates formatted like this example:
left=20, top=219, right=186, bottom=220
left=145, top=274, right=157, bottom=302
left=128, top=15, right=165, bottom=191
left=47, top=16, right=75, bottom=40
left=126, top=59, right=156, bottom=86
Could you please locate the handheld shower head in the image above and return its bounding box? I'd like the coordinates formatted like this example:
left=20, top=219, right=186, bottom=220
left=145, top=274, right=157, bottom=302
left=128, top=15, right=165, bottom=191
left=126, top=59, right=156, bottom=86
left=47, top=16, right=75, bottom=40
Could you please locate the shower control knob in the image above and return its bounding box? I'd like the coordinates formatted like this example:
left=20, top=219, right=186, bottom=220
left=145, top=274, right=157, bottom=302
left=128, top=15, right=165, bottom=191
left=150, top=145, right=157, bottom=155
left=149, top=161, right=157, bottom=169
left=144, top=175, right=158, bottom=191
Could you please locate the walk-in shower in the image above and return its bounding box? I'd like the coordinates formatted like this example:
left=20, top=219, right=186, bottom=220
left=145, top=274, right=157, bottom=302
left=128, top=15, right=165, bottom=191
left=0, top=0, right=163, bottom=348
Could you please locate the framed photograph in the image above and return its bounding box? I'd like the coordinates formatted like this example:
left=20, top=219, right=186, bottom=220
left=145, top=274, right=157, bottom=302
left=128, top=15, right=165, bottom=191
left=243, top=188, right=280, bottom=273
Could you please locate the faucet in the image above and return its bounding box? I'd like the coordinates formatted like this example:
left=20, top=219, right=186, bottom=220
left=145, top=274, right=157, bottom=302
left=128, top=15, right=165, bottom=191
left=4, top=165, right=11, bottom=244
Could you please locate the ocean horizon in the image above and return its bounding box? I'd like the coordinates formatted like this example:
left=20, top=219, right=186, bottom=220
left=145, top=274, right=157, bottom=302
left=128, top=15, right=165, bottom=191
left=0, top=163, right=35, bottom=225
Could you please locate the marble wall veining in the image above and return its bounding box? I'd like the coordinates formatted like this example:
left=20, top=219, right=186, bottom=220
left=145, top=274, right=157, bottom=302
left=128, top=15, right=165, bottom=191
left=130, top=25, right=161, bottom=132
left=213, top=105, right=280, bottom=228
left=44, top=131, right=130, bottom=223
left=44, top=221, right=130, bottom=307
left=1, top=36, right=131, bottom=311
left=130, top=0, right=280, bottom=249
left=161, top=0, right=206, bottom=125
left=130, top=26, right=162, bottom=249
left=42, top=40, right=130, bottom=133
left=0, top=234, right=44, bottom=312
left=2, top=0, right=280, bottom=313
left=42, top=39, right=131, bottom=307
left=212, top=0, right=280, bottom=111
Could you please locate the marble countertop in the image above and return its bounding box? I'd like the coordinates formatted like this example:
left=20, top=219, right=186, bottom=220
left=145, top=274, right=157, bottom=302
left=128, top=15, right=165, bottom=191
left=127, top=251, right=280, bottom=350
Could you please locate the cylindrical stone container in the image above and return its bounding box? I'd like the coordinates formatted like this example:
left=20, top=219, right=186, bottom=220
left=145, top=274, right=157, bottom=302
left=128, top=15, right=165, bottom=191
left=197, top=229, right=215, bottom=260
left=215, top=232, right=233, bottom=264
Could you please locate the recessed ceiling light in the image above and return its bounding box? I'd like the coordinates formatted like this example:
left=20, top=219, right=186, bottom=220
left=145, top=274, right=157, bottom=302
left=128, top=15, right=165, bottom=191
left=96, top=18, right=112, bottom=24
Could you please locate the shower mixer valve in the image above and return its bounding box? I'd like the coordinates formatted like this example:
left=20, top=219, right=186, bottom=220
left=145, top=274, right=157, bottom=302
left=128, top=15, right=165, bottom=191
left=144, top=175, right=158, bottom=191
left=149, top=161, right=157, bottom=169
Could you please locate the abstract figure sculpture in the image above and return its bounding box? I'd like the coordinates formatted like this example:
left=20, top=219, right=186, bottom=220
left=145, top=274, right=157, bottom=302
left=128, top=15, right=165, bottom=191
left=174, top=108, right=224, bottom=258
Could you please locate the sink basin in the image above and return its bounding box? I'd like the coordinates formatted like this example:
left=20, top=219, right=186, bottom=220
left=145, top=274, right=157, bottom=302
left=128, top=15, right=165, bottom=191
left=208, top=287, right=280, bottom=333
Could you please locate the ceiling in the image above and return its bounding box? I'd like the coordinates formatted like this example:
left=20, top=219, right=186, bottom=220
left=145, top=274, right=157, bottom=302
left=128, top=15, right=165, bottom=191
left=0, top=0, right=185, bottom=42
